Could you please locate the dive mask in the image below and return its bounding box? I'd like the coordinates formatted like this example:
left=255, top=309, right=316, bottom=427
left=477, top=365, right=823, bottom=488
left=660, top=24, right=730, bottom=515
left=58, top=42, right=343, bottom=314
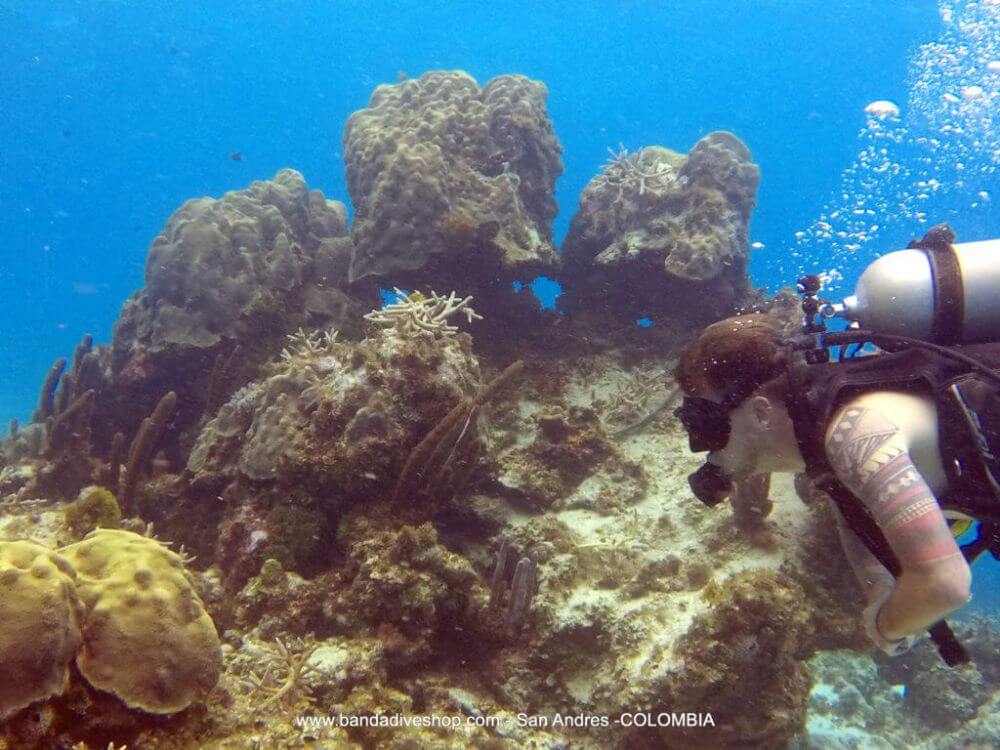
left=674, top=396, right=733, bottom=452
left=675, top=394, right=746, bottom=506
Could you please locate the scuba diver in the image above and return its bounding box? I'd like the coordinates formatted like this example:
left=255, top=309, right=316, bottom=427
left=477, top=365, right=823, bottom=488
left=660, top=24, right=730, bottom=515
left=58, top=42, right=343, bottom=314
left=673, top=225, right=1000, bottom=664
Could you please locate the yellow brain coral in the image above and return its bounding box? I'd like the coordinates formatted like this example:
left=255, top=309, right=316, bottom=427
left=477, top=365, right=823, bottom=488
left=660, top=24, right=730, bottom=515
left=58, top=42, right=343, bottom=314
left=0, top=540, right=83, bottom=720
left=60, top=529, right=222, bottom=714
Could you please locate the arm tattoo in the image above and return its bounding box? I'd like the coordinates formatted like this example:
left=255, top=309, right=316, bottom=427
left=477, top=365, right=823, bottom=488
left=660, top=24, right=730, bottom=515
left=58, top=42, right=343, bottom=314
left=824, top=406, right=940, bottom=540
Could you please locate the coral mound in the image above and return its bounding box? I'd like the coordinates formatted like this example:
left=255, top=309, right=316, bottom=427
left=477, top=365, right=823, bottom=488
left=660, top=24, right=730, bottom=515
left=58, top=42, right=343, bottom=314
left=189, top=314, right=483, bottom=503
left=60, top=529, right=222, bottom=714
left=108, top=168, right=357, bottom=441
left=560, top=131, right=760, bottom=326
left=0, top=540, right=82, bottom=720
left=344, top=70, right=562, bottom=296
left=120, top=168, right=351, bottom=354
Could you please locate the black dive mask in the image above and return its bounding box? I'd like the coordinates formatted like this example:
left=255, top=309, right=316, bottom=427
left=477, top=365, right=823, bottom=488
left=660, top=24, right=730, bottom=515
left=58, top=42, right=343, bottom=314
left=675, top=395, right=746, bottom=506
left=674, top=396, right=733, bottom=452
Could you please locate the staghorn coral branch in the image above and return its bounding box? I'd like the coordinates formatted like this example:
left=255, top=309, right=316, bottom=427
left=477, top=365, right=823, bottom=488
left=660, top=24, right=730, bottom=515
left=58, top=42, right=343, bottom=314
left=279, top=328, right=339, bottom=367
left=254, top=638, right=318, bottom=709
left=364, top=288, right=483, bottom=337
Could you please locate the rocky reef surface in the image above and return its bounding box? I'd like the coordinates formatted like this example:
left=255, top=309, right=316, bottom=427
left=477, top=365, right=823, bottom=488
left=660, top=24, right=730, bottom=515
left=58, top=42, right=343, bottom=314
left=2, top=70, right=995, bottom=750
left=559, top=133, right=760, bottom=329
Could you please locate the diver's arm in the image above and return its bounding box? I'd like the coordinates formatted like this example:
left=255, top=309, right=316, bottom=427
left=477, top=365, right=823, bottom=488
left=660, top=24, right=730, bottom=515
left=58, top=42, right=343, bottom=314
left=825, top=498, right=895, bottom=600
left=824, top=400, right=972, bottom=646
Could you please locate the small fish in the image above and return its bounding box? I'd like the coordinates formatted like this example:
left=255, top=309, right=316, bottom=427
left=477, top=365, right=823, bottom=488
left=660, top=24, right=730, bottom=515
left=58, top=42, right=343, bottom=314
left=397, top=70, right=408, bottom=81
left=229, top=152, right=243, bottom=162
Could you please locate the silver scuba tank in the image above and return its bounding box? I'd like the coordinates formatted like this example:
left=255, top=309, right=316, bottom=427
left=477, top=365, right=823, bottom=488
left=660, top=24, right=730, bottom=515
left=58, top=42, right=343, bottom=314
left=827, top=238, right=1000, bottom=344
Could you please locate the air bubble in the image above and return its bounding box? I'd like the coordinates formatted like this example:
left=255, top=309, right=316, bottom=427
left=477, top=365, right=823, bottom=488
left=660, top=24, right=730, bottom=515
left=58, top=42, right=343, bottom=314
left=788, top=0, right=999, bottom=286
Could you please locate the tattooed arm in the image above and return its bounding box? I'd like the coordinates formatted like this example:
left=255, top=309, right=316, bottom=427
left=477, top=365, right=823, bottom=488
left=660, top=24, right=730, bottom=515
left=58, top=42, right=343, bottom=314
left=823, top=391, right=972, bottom=644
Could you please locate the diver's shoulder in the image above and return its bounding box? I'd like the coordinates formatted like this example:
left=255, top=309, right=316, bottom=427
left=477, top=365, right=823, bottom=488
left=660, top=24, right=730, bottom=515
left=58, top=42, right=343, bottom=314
left=839, top=389, right=936, bottom=414
left=823, top=389, right=937, bottom=442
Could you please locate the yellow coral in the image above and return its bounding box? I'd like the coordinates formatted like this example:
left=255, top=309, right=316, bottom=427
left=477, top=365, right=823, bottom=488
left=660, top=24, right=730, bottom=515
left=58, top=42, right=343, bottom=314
left=60, top=529, right=222, bottom=714
left=63, top=485, right=122, bottom=541
left=0, top=540, right=82, bottom=719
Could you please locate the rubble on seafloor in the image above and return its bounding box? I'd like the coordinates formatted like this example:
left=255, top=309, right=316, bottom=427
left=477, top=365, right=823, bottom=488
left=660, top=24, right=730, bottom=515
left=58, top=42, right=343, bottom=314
left=3, top=69, right=997, bottom=750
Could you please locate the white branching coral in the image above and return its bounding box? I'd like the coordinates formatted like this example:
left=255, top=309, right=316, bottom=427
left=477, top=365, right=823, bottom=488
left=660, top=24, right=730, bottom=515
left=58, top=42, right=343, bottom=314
left=597, top=144, right=680, bottom=196
left=364, top=288, right=483, bottom=337
left=237, top=637, right=318, bottom=709
left=280, top=328, right=341, bottom=364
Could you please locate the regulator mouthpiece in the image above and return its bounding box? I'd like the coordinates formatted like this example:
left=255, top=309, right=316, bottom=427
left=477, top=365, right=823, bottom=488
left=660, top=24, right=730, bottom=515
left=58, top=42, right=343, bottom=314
left=688, top=462, right=733, bottom=507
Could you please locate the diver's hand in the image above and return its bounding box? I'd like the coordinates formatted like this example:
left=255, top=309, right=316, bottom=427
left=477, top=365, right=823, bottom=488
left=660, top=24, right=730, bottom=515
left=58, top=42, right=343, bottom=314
left=863, top=585, right=918, bottom=656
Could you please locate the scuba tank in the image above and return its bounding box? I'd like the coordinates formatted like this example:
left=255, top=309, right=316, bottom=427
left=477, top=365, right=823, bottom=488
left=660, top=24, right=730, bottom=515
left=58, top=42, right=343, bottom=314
left=821, top=228, right=1000, bottom=344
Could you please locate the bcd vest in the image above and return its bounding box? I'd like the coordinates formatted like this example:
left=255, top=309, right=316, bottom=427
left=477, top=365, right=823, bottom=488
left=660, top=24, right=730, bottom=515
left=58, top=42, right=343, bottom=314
left=784, top=340, right=1000, bottom=667
left=785, top=341, right=1000, bottom=523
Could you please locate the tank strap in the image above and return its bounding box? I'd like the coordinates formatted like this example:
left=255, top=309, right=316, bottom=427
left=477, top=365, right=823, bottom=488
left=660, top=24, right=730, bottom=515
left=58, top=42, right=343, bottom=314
left=908, top=223, right=965, bottom=345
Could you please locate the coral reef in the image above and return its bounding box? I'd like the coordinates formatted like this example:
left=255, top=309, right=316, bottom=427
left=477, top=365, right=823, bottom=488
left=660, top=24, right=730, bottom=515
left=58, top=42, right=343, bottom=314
left=344, top=70, right=562, bottom=333
left=792, top=615, right=1000, bottom=749
left=560, top=132, right=761, bottom=328
left=188, top=296, right=484, bottom=507
left=5, top=71, right=961, bottom=750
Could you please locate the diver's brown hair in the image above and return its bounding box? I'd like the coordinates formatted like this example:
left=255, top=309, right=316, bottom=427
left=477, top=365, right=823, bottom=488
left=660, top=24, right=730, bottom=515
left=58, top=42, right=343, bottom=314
left=675, top=314, right=789, bottom=403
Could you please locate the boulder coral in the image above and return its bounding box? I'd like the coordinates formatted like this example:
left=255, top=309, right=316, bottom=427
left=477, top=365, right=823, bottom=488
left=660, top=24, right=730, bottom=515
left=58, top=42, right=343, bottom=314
left=560, top=132, right=761, bottom=327
left=0, top=541, right=83, bottom=720
left=0, top=530, right=220, bottom=722
left=60, top=529, right=222, bottom=715
left=117, top=168, right=352, bottom=355
left=108, top=169, right=359, bottom=444
left=344, top=70, right=562, bottom=299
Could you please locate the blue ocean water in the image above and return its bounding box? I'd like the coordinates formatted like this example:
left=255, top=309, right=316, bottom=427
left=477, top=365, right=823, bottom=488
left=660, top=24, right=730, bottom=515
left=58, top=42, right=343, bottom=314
left=1, top=0, right=998, bottom=600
